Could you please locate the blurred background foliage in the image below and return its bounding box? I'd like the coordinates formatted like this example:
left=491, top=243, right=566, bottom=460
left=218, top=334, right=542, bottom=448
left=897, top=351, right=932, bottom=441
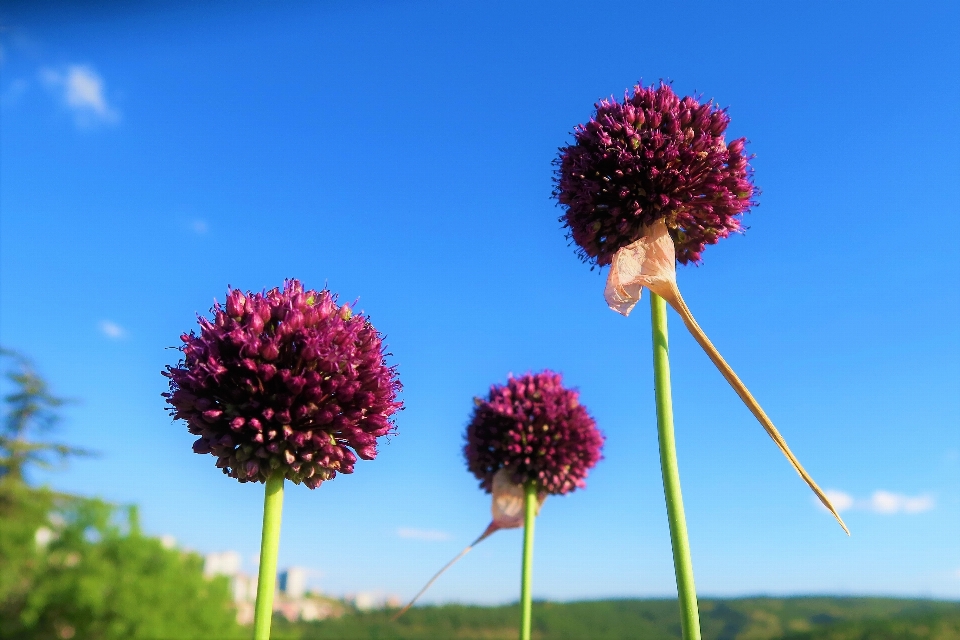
left=0, top=349, right=241, bottom=639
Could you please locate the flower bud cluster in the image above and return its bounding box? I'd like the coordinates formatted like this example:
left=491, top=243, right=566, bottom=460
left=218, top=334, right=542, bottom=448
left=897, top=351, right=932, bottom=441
left=554, top=81, right=757, bottom=265
left=163, top=279, right=402, bottom=488
left=464, top=371, right=604, bottom=496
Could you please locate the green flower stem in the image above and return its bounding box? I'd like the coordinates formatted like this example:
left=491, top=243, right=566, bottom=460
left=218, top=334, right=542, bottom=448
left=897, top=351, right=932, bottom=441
left=253, top=472, right=285, bottom=640
left=519, top=481, right=537, bottom=640
left=650, top=292, right=702, bottom=640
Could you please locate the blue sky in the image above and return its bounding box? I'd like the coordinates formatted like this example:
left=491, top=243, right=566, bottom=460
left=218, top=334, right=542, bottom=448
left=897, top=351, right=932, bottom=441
left=1, top=0, right=958, bottom=603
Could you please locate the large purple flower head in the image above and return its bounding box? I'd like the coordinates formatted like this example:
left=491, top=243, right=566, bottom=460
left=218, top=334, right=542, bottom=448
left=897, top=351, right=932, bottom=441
left=464, top=371, right=604, bottom=496
left=554, top=81, right=757, bottom=266
left=163, top=279, right=402, bottom=489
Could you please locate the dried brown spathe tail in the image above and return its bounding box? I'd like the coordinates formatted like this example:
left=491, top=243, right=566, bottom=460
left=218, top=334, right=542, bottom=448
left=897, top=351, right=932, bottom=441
left=604, top=220, right=849, bottom=535
left=393, top=471, right=548, bottom=620
left=391, top=525, right=496, bottom=621
left=657, top=281, right=849, bottom=535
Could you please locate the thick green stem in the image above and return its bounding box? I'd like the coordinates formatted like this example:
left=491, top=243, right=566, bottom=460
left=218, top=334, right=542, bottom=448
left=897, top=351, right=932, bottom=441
left=519, top=481, right=537, bottom=640
left=253, top=473, right=285, bottom=640
left=650, top=292, right=702, bottom=640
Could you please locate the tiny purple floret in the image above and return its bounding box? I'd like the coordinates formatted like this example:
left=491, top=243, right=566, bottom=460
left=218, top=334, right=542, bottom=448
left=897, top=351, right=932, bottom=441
left=163, top=279, right=402, bottom=488
left=554, top=81, right=757, bottom=266
left=464, top=371, right=604, bottom=496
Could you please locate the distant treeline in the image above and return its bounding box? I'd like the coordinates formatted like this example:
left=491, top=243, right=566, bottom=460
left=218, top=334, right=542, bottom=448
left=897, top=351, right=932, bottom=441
left=272, top=597, right=960, bottom=640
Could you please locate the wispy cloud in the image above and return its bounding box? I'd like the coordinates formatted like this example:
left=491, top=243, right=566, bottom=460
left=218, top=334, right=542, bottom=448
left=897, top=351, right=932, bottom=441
left=823, top=489, right=855, bottom=513
left=819, top=489, right=934, bottom=515
left=99, top=320, right=127, bottom=340
left=41, top=64, right=119, bottom=126
left=397, top=527, right=451, bottom=542
left=867, top=490, right=934, bottom=514
left=189, top=219, right=209, bottom=234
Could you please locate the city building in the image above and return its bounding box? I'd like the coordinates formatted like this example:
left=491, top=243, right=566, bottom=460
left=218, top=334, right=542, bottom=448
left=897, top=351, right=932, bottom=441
left=278, top=566, right=307, bottom=599
left=202, top=552, right=400, bottom=624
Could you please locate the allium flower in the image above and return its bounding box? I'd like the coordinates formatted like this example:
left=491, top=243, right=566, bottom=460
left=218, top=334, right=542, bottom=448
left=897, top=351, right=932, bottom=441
left=163, top=279, right=402, bottom=489
left=395, top=371, right=603, bottom=621
left=464, top=371, right=604, bottom=495
left=554, top=81, right=757, bottom=266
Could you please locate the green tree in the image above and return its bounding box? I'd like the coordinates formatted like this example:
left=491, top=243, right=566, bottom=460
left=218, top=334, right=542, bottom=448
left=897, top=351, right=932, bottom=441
left=0, top=349, right=243, bottom=639
left=0, top=349, right=89, bottom=483
left=3, top=493, right=242, bottom=639
left=0, top=478, right=55, bottom=627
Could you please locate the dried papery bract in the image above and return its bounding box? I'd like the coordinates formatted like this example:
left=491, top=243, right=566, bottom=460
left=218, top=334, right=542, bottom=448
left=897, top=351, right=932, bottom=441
left=488, top=468, right=547, bottom=531
left=603, top=222, right=848, bottom=533
left=392, top=469, right=546, bottom=619
left=604, top=219, right=678, bottom=315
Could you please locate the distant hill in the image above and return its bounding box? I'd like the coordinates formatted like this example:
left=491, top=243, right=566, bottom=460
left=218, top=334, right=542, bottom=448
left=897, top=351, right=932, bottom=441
left=272, top=597, right=960, bottom=639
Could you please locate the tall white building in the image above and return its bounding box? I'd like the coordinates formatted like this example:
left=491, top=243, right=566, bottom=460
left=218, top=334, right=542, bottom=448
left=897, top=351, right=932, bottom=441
left=203, top=551, right=241, bottom=578
left=203, top=551, right=255, bottom=623
left=203, top=553, right=340, bottom=624
left=278, top=566, right=307, bottom=599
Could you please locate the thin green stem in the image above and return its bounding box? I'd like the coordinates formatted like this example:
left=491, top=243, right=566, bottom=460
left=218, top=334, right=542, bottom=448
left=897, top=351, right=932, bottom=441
left=253, top=473, right=285, bottom=640
left=650, top=292, right=701, bottom=640
left=519, top=481, right=537, bottom=640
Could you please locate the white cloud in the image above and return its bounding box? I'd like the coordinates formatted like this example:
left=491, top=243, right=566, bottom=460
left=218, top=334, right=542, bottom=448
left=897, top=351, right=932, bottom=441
left=397, top=527, right=451, bottom=542
left=824, top=489, right=854, bottom=513
left=869, top=490, right=904, bottom=514
left=819, top=489, right=935, bottom=515
left=867, top=490, right=934, bottom=515
left=99, top=320, right=127, bottom=339
left=41, top=64, right=119, bottom=126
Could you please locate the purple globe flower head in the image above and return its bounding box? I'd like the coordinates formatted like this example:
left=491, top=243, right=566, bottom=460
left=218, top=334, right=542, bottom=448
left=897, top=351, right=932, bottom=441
left=163, top=279, right=402, bottom=489
left=394, top=371, right=604, bottom=619
left=554, top=81, right=757, bottom=266
left=464, top=371, right=604, bottom=496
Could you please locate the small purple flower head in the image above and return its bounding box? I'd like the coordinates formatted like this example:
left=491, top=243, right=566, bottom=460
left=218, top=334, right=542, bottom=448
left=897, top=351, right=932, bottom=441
left=163, top=279, right=402, bottom=488
left=464, top=371, right=604, bottom=496
left=554, top=81, right=757, bottom=266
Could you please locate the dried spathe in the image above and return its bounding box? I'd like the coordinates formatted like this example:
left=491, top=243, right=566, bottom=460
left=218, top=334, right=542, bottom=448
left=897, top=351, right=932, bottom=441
left=603, top=222, right=848, bottom=533
left=604, top=219, right=678, bottom=316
